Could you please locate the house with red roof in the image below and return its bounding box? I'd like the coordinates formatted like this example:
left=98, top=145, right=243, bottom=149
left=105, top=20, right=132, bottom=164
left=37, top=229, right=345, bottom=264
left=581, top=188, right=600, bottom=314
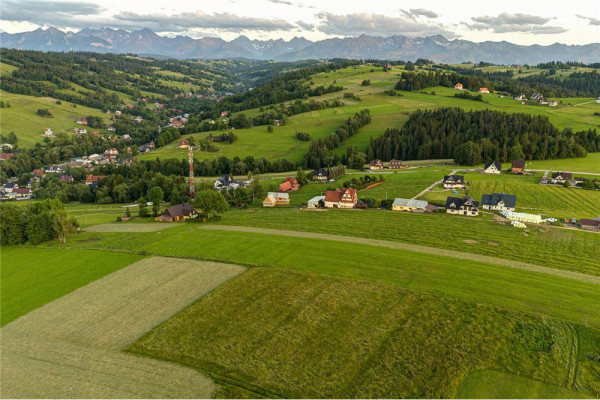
left=454, top=83, right=463, bottom=90
left=324, top=188, right=358, bottom=209
left=179, top=139, right=190, bottom=148
left=278, top=177, right=300, bottom=192
left=478, top=88, right=490, bottom=93
left=77, top=117, right=88, bottom=125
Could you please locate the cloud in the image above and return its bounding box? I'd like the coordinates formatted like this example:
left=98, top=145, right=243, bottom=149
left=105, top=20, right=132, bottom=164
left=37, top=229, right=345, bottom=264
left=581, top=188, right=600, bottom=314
left=401, top=8, right=439, bottom=19
left=464, top=12, right=567, bottom=34
left=296, top=21, right=315, bottom=30
left=315, top=12, right=455, bottom=38
left=0, top=0, right=103, bottom=26
left=576, top=14, right=600, bottom=26
left=268, top=0, right=294, bottom=5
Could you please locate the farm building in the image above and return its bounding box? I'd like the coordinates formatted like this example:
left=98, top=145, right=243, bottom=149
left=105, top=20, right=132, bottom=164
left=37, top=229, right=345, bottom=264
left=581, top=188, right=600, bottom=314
left=580, top=219, right=600, bottom=231
left=481, top=193, right=517, bottom=212
left=370, top=159, right=384, bottom=170
left=500, top=211, right=544, bottom=224
left=279, top=177, right=300, bottom=192
left=443, top=175, right=465, bottom=189
left=445, top=197, right=479, bottom=216
left=392, top=198, right=429, bottom=212
left=307, top=195, right=326, bottom=209
left=389, top=159, right=404, bottom=169
left=454, top=83, right=463, bottom=90
left=156, top=202, right=198, bottom=222
left=263, top=192, right=290, bottom=207
left=483, top=161, right=502, bottom=174
left=324, top=188, right=358, bottom=209
left=313, top=169, right=330, bottom=183
left=511, top=160, right=525, bottom=174
left=551, top=172, right=573, bottom=184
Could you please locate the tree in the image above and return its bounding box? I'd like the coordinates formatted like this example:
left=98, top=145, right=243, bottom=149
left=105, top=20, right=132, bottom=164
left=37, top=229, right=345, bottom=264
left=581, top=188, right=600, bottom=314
left=138, top=197, right=149, bottom=217
left=53, top=209, right=79, bottom=244
left=267, top=125, right=273, bottom=133
left=193, top=190, right=229, bottom=217
left=0, top=203, right=24, bottom=245
left=125, top=206, right=131, bottom=218
left=296, top=167, right=307, bottom=185
left=146, top=186, right=164, bottom=217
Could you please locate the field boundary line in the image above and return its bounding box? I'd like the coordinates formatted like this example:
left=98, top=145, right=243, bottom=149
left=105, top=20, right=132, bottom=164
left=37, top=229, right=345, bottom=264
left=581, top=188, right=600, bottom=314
left=200, top=225, right=600, bottom=285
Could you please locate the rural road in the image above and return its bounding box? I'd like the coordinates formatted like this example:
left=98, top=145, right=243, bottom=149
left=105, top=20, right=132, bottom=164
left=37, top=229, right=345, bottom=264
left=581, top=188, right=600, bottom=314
left=526, top=169, right=600, bottom=177
left=411, top=169, right=458, bottom=199
left=1, top=257, right=245, bottom=398
left=200, top=225, right=600, bottom=285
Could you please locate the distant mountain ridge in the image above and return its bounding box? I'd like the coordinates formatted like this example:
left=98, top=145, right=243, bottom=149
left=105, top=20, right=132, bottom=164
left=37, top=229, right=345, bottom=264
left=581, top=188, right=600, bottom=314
left=2, top=27, right=599, bottom=64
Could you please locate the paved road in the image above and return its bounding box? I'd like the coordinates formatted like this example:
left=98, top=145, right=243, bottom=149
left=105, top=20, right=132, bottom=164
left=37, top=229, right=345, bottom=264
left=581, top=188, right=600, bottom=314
left=527, top=169, right=600, bottom=177
left=411, top=169, right=458, bottom=199
left=200, top=225, right=600, bottom=285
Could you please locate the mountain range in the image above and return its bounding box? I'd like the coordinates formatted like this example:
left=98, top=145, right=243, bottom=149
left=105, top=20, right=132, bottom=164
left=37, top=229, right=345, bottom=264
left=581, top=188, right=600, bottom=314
left=2, top=27, right=599, bottom=64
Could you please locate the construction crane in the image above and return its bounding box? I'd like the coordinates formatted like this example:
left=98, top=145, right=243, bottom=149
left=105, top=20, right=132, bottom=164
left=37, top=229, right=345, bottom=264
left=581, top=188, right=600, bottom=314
left=188, top=145, right=195, bottom=200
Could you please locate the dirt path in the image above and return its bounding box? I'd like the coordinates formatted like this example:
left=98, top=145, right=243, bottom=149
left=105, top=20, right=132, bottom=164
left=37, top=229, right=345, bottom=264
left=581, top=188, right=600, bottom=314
left=1, top=257, right=245, bottom=398
left=412, top=169, right=458, bottom=199
left=200, top=225, right=600, bottom=285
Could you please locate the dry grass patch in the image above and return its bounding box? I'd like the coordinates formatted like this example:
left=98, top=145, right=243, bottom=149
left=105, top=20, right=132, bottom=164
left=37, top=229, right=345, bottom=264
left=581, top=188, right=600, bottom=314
left=1, top=257, right=245, bottom=398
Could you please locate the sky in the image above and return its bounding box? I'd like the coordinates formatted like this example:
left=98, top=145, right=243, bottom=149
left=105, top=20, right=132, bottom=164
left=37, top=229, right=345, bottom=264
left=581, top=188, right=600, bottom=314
left=1, top=0, right=599, bottom=45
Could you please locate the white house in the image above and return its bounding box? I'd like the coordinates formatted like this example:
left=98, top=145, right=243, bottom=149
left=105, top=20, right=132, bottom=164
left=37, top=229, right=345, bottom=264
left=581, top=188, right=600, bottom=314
left=483, top=161, right=502, bottom=174
left=44, top=128, right=54, bottom=137
left=481, top=193, right=517, bottom=212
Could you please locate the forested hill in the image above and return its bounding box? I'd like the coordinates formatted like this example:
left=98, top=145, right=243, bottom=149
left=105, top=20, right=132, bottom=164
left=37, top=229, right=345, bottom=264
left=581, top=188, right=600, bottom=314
left=367, top=108, right=599, bottom=165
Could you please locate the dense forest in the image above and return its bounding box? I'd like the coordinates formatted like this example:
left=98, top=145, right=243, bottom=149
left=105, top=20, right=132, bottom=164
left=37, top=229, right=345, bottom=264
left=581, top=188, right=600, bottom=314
left=366, top=108, right=599, bottom=165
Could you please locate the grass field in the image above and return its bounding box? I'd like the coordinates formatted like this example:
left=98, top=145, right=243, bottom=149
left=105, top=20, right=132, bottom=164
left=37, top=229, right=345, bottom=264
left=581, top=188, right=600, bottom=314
left=0, top=90, right=110, bottom=148
left=1, top=256, right=244, bottom=398
left=522, top=153, right=600, bottom=173
left=129, top=268, right=599, bottom=398
left=0, top=247, right=143, bottom=325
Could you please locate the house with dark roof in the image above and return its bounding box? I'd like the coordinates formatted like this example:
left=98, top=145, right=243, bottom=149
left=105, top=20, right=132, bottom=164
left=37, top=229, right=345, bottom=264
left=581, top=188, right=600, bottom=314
left=156, top=202, right=198, bottom=222
left=324, top=188, right=358, bottom=209
left=389, top=159, right=404, bottom=169
left=580, top=219, right=600, bottom=231
left=2, top=182, right=18, bottom=193
left=214, top=175, right=249, bottom=191
left=313, top=169, right=330, bottom=183
left=511, top=160, right=526, bottom=174
left=481, top=193, right=517, bottom=212
left=445, top=196, right=479, bottom=216
left=551, top=172, right=573, bottom=184
left=369, top=159, right=384, bottom=170
left=483, top=161, right=502, bottom=174
left=443, top=175, right=465, bottom=189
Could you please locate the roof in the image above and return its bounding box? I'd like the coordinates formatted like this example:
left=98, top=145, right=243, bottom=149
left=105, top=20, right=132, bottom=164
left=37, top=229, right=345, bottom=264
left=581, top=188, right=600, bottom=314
left=389, top=159, right=403, bottom=164
left=162, top=202, right=196, bottom=219
left=455, top=83, right=463, bottom=87
left=551, top=172, right=573, bottom=179
left=484, top=161, right=502, bottom=170
left=581, top=219, right=600, bottom=227
left=392, top=198, right=428, bottom=209
left=481, top=193, right=517, bottom=208
left=325, top=188, right=357, bottom=203
left=267, top=192, right=289, bottom=199
left=445, top=196, right=479, bottom=209
left=279, top=181, right=293, bottom=191
left=307, top=196, right=326, bottom=203
left=511, top=160, right=525, bottom=169
left=479, top=87, right=489, bottom=91
left=314, top=169, right=329, bottom=176
left=370, top=159, right=383, bottom=166
left=443, top=175, right=464, bottom=183
left=13, top=188, right=30, bottom=195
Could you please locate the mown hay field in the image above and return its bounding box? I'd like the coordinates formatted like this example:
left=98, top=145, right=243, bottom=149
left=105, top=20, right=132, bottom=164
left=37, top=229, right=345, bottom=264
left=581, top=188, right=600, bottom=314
left=129, top=268, right=600, bottom=398
left=85, top=223, right=181, bottom=232
left=0, top=247, right=143, bottom=326
left=1, top=256, right=245, bottom=398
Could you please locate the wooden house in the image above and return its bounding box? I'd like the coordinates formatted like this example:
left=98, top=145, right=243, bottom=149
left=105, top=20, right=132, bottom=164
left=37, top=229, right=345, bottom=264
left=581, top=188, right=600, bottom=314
left=481, top=193, right=517, bottom=212
left=179, top=139, right=189, bottom=149
left=389, top=159, right=404, bottom=169
left=313, top=169, right=329, bottom=183
left=445, top=196, right=479, bottom=216
left=443, top=175, right=465, bottom=189
left=324, top=188, right=358, bottom=209
left=511, top=160, right=525, bottom=174
left=156, top=202, right=198, bottom=222
left=483, top=161, right=502, bottom=174
left=370, top=159, right=384, bottom=170
left=262, top=192, right=290, bottom=207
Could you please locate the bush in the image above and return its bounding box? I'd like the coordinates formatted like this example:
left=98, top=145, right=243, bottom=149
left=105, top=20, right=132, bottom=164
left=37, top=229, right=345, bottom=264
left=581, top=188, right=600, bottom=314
left=361, top=79, right=371, bottom=86
left=36, top=108, right=53, bottom=118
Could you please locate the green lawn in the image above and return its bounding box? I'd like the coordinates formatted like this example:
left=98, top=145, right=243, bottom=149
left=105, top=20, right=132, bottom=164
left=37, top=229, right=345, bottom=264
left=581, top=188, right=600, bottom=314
left=0, top=90, right=110, bottom=148
left=0, top=247, right=143, bottom=325
left=522, top=153, right=600, bottom=173
left=128, top=268, right=600, bottom=398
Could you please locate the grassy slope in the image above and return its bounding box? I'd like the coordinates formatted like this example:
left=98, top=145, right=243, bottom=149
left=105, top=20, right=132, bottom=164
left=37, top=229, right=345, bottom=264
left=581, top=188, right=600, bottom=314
left=128, top=268, right=599, bottom=398
left=0, top=247, right=143, bottom=325
left=52, top=226, right=600, bottom=326
left=0, top=90, right=109, bottom=147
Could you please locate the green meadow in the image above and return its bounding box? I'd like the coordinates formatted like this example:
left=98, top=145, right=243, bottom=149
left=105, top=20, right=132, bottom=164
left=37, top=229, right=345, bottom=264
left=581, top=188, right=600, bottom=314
left=0, top=247, right=143, bottom=325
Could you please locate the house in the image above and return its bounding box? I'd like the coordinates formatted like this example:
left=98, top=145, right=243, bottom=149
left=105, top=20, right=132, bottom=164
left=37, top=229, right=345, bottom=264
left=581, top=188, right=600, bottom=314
left=442, top=175, right=465, bottom=189
left=580, top=219, right=600, bottom=231
left=104, top=148, right=118, bottom=156
left=324, top=188, right=358, bottom=209
left=3, top=182, right=18, bottom=193
left=531, top=93, right=543, bottom=100
left=85, top=175, right=107, bottom=186
left=511, top=160, right=526, bottom=174
left=369, top=159, right=384, bottom=170
left=122, top=134, right=131, bottom=141
left=307, top=195, right=326, bottom=209
left=454, top=83, right=464, bottom=90
left=107, top=126, right=116, bottom=132
left=1, top=143, right=13, bottom=150
left=514, top=94, right=526, bottom=101
left=32, top=169, right=45, bottom=178
left=73, top=128, right=87, bottom=134
left=392, top=198, right=429, bottom=212
left=481, top=193, right=517, bottom=212
left=220, top=111, right=230, bottom=117
left=214, top=175, right=249, bottom=191
left=44, top=128, right=54, bottom=137
left=548, top=100, right=559, bottom=107
left=538, top=98, right=549, bottom=105
left=13, top=187, right=31, bottom=199
left=76, top=117, right=88, bottom=125
left=114, top=110, right=122, bottom=116
left=478, top=87, right=490, bottom=93
left=445, top=196, right=479, bottom=216
left=139, top=141, right=155, bottom=152
left=596, top=97, right=600, bottom=104
left=313, top=169, right=329, bottom=183
left=59, top=175, right=74, bottom=183
left=551, top=172, right=573, bottom=184
left=156, top=202, right=198, bottom=222
left=262, top=192, right=290, bottom=207
left=278, top=177, right=300, bottom=192
left=133, top=116, right=143, bottom=123
left=389, top=159, right=404, bottom=169
left=179, top=139, right=190, bottom=149
left=273, top=119, right=282, bottom=126
left=0, top=153, right=14, bottom=161
left=483, top=161, right=502, bottom=174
